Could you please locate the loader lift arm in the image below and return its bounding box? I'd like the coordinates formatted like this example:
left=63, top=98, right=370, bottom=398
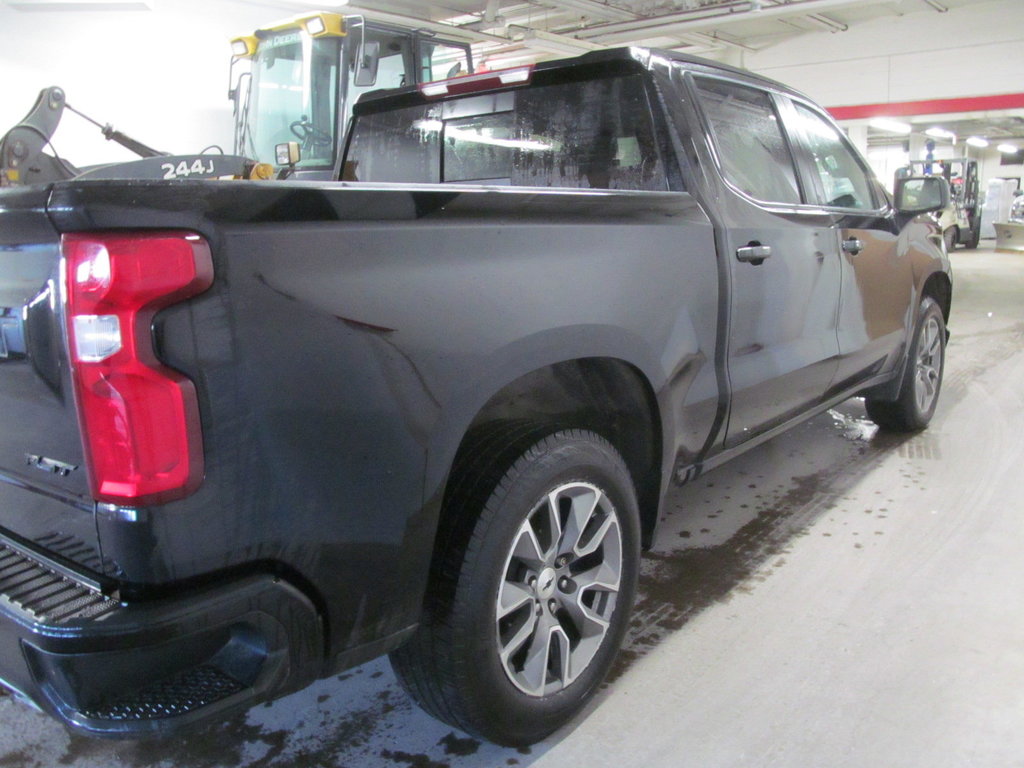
left=1, top=86, right=167, bottom=187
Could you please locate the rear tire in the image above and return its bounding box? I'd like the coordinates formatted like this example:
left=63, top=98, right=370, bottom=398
left=390, top=429, right=640, bottom=746
left=865, top=296, right=945, bottom=432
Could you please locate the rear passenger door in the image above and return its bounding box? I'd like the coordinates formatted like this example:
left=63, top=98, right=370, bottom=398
left=782, top=100, right=912, bottom=390
left=689, top=75, right=841, bottom=448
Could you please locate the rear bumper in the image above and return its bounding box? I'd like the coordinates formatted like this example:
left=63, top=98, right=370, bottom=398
left=0, top=537, right=322, bottom=738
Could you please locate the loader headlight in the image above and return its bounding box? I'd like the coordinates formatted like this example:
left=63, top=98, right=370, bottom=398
left=305, top=16, right=326, bottom=35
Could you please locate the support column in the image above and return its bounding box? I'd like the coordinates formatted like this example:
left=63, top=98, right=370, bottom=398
left=908, top=133, right=926, bottom=163
left=846, top=124, right=868, bottom=158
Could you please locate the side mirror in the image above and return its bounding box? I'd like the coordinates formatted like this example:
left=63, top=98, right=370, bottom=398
left=894, top=175, right=950, bottom=215
left=354, top=40, right=381, bottom=87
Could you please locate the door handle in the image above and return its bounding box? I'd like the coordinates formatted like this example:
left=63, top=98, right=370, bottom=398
left=736, top=243, right=772, bottom=265
left=842, top=237, right=864, bottom=255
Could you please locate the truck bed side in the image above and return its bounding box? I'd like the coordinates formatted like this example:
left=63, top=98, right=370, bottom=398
left=16, top=179, right=719, bottom=668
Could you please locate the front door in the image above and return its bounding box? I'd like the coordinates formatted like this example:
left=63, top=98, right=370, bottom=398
left=690, top=76, right=841, bottom=448
left=784, top=101, right=914, bottom=390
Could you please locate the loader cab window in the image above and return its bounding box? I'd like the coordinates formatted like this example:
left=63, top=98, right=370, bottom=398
left=346, top=30, right=415, bottom=112
left=419, top=41, right=471, bottom=82
left=246, top=32, right=340, bottom=168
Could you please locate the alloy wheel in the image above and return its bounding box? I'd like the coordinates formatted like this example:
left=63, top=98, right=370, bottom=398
left=495, top=482, right=622, bottom=697
left=914, top=315, right=942, bottom=414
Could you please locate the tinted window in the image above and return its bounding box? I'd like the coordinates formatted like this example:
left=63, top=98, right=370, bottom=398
left=345, top=74, right=668, bottom=191
left=792, top=104, right=877, bottom=210
left=693, top=77, right=801, bottom=205
left=344, top=103, right=442, bottom=183
left=444, top=112, right=517, bottom=183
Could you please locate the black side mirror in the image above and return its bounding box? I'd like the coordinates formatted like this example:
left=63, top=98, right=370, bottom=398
left=894, top=175, right=950, bottom=215
left=354, top=40, right=381, bottom=87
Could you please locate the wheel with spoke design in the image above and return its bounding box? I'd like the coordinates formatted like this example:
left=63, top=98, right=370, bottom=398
left=390, top=428, right=640, bottom=746
left=497, top=481, right=623, bottom=697
left=866, top=296, right=946, bottom=431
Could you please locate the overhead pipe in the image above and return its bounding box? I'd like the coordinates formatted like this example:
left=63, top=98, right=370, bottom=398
left=570, top=0, right=900, bottom=43
left=543, top=0, right=639, bottom=22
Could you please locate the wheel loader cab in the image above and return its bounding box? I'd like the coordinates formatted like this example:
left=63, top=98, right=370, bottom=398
left=229, top=12, right=472, bottom=180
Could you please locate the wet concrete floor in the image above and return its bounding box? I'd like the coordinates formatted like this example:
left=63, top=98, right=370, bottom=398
left=2, top=246, right=1023, bottom=767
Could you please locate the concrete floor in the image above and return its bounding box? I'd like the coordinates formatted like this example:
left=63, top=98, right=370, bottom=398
left=2, top=245, right=1023, bottom=768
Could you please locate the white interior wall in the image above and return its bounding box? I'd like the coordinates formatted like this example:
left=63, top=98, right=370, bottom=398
left=740, top=0, right=1024, bottom=107
left=0, top=0, right=284, bottom=165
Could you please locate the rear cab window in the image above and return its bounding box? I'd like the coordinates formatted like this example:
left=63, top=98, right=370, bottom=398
left=343, top=71, right=670, bottom=191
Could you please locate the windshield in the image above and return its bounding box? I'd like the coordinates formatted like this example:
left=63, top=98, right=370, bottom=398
left=243, top=32, right=340, bottom=168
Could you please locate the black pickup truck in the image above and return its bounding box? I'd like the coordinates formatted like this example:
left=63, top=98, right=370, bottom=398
left=0, top=48, right=950, bottom=746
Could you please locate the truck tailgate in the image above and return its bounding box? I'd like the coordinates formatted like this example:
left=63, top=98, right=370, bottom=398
left=0, top=186, right=104, bottom=575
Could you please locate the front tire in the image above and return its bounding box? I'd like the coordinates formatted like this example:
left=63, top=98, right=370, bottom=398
left=865, top=296, right=945, bottom=432
left=943, top=227, right=958, bottom=252
left=390, top=429, right=640, bottom=746
left=966, top=214, right=982, bottom=249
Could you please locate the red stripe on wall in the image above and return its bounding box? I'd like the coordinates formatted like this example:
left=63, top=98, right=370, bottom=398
left=828, top=93, right=1024, bottom=121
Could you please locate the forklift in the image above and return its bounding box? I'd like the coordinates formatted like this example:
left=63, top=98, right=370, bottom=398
left=895, top=156, right=982, bottom=250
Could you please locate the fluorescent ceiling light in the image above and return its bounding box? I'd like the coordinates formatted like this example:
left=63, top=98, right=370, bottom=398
left=966, top=136, right=989, bottom=148
left=5, top=1, right=150, bottom=9
left=869, top=118, right=912, bottom=134
left=412, top=119, right=555, bottom=151
left=447, top=126, right=555, bottom=152
left=924, top=126, right=955, bottom=140
left=998, top=143, right=1020, bottom=154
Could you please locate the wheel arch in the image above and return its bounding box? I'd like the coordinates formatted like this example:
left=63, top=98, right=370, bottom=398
left=921, top=269, right=952, bottom=325
left=440, top=357, right=664, bottom=548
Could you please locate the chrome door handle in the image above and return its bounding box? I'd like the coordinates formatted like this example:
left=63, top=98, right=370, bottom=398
left=842, top=237, right=864, bottom=255
left=736, top=244, right=772, bottom=264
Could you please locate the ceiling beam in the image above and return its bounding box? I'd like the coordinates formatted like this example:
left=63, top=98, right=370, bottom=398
left=572, top=0, right=900, bottom=44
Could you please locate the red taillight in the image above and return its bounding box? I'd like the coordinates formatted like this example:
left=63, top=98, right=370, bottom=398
left=62, top=231, right=213, bottom=506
